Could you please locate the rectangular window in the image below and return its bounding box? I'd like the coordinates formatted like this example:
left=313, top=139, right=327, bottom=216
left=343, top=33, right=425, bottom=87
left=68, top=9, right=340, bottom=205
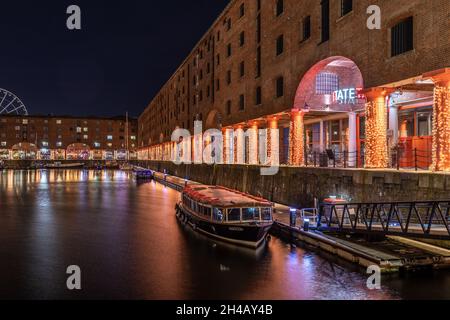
left=227, top=70, right=232, bottom=85
left=276, top=34, right=284, bottom=56
left=239, top=3, right=245, bottom=17
left=216, top=54, right=220, bottom=66
left=256, top=46, right=261, bottom=77
left=341, top=0, right=353, bottom=17
left=239, top=61, right=245, bottom=77
left=227, top=208, right=241, bottom=221
left=107, top=135, right=113, bottom=140
left=227, top=18, right=232, bottom=31
left=302, top=16, right=311, bottom=41
left=276, top=77, right=284, bottom=98
left=239, top=94, right=245, bottom=111
left=256, top=14, right=261, bottom=43
left=226, top=100, right=232, bottom=115
left=276, top=0, right=284, bottom=16
left=321, top=0, right=330, bottom=42
left=391, top=17, right=414, bottom=57
left=255, top=86, right=262, bottom=105
left=239, top=31, right=245, bottom=47
left=315, top=72, right=339, bottom=94
left=227, top=43, right=232, bottom=57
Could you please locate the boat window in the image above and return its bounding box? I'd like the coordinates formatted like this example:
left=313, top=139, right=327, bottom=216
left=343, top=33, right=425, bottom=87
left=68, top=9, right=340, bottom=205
left=261, top=208, right=272, bottom=221
left=227, top=208, right=241, bottom=221
left=242, top=208, right=259, bottom=221
left=213, top=208, right=224, bottom=222
left=206, top=207, right=212, bottom=217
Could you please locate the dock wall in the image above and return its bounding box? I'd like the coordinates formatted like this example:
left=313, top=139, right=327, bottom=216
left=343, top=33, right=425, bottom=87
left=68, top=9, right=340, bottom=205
left=134, top=160, right=450, bottom=208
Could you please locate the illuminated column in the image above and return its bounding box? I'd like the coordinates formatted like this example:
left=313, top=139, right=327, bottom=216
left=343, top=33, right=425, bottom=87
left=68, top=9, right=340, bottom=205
left=248, top=122, right=258, bottom=165
left=223, top=128, right=234, bottom=164
left=389, top=103, right=399, bottom=148
left=348, top=112, right=357, bottom=167
left=193, top=124, right=203, bottom=164
left=430, top=72, right=450, bottom=171
left=235, top=126, right=245, bottom=164
left=319, top=120, right=325, bottom=152
left=289, top=110, right=305, bottom=166
left=203, top=133, right=212, bottom=164
left=364, top=88, right=390, bottom=168
left=267, top=117, right=280, bottom=166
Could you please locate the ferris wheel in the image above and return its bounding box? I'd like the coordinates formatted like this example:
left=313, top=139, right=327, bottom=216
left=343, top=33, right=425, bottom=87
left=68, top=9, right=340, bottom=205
left=0, top=88, right=28, bottom=115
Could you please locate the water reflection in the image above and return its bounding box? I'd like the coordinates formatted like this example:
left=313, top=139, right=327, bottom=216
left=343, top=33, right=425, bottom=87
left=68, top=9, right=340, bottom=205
left=0, top=170, right=449, bottom=299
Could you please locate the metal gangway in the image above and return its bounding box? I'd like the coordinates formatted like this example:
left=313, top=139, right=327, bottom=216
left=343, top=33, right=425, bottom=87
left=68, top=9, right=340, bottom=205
left=316, top=200, right=450, bottom=239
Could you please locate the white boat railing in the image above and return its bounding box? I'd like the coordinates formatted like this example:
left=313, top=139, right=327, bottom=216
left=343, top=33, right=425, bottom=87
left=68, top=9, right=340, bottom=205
left=299, top=208, right=319, bottom=227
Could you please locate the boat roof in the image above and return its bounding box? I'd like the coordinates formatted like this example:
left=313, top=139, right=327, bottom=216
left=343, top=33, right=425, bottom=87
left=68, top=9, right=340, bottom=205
left=183, top=185, right=273, bottom=208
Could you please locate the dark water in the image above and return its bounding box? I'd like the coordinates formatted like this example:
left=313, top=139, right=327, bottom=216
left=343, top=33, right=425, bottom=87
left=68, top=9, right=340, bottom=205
left=1, top=170, right=450, bottom=300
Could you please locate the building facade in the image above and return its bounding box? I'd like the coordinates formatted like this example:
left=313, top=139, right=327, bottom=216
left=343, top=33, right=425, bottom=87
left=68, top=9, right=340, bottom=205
left=138, top=0, right=450, bottom=171
left=0, top=115, right=138, bottom=161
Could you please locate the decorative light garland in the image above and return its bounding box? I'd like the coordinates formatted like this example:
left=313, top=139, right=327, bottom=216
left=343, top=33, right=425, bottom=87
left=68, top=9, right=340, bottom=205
left=431, top=84, right=450, bottom=171
left=249, top=123, right=259, bottom=165
left=267, top=117, right=279, bottom=166
left=365, top=96, right=388, bottom=168
left=289, top=110, right=305, bottom=166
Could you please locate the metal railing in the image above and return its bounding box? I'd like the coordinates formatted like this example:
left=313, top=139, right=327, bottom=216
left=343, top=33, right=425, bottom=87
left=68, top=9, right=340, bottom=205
left=303, top=146, right=432, bottom=171
left=317, top=201, right=450, bottom=239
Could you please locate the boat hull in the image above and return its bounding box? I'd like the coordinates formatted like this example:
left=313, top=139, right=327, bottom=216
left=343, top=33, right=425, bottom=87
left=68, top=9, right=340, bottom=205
left=176, top=203, right=273, bottom=249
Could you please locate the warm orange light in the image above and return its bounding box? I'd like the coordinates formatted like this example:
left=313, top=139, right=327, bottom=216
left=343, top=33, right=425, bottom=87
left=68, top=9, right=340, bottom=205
left=289, top=110, right=305, bottom=166
left=431, top=83, right=450, bottom=171
left=365, top=95, right=388, bottom=168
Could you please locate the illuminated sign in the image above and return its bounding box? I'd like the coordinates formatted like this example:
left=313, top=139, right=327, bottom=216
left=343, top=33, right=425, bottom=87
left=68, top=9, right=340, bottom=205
left=332, top=88, right=365, bottom=105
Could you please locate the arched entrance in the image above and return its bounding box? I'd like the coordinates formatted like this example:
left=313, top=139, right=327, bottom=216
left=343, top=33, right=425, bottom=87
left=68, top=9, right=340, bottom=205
left=205, top=109, right=222, bottom=130
left=11, top=143, right=38, bottom=160
left=66, top=143, right=90, bottom=160
left=290, top=56, right=365, bottom=166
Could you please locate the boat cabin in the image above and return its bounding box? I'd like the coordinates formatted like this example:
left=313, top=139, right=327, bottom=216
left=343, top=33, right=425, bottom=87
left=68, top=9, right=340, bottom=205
left=182, top=185, right=273, bottom=223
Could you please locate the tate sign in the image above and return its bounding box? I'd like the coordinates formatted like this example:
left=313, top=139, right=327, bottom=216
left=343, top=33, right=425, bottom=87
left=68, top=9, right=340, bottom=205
left=332, top=88, right=365, bottom=105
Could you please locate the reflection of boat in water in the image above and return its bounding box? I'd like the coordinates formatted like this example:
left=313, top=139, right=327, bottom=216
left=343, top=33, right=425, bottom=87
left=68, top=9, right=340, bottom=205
left=175, top=217, right=269, bottom=259
left=45, top=162, right=85, bottom=169
left=132, top=166, right=153, bottom=179
left=119, top=163, right=134, bottom=171
left=176, top=185, right=274, bottom=249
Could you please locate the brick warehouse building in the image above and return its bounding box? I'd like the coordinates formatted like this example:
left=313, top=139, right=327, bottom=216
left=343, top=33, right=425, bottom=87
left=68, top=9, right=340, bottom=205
left=138, top=0, right=450, bottom=171
left=0, top=115, right=138, bottom=161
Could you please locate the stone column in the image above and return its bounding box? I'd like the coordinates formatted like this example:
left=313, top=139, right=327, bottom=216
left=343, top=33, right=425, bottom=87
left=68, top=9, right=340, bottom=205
left=289, top=110, right=305, bottom=166
left=427, top=70, right=450, bottom=171
left=235, top=126, right=245, bottom=164
left=319, top=120, right=325, bottom=152
left=248, top=122, right=259, bottom=165
left=364, top=88, right=390, bottom=168
left=223, top=128, right=234, bottom=164
left=267, top=117, right=280, bottom=166
left=389, top=103, right=399, bottom=148
left=348, top=112, right=357, bottom=167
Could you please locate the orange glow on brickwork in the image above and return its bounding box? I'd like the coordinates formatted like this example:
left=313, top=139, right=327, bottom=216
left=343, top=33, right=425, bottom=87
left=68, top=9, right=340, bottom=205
left=365, top=91, right=389, bottom=168
left=289, top=110, right=304, bottom=166
left=267, top=117, right=279, bottom=166
left=431, top=83, right=450, bottom=171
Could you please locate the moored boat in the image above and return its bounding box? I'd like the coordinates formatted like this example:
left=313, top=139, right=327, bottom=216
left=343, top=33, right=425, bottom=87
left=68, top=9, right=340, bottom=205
left=45, top=162, right=85, bottom=169
left=132, top=166, right=153, bottom=179
left=176, top=185, right=274, bottom=249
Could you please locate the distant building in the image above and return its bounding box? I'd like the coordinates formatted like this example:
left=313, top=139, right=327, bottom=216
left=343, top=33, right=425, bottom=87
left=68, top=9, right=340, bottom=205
left=0, top=115, right=138, bottom=160
left=137, top=0, right=450, bottom=171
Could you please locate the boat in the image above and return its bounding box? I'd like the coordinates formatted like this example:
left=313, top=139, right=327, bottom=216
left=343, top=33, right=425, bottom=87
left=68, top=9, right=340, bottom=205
left=132, top=166, right=153, bottom=179
left=176, top=185, right=274, bottom=249
left=119, top=162, right=135, bottom=171
left=45, top=162, right=85, bottom=169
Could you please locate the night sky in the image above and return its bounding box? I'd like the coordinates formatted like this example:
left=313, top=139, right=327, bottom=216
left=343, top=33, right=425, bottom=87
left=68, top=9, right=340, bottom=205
left=0, top=0, right=229, bottom=118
